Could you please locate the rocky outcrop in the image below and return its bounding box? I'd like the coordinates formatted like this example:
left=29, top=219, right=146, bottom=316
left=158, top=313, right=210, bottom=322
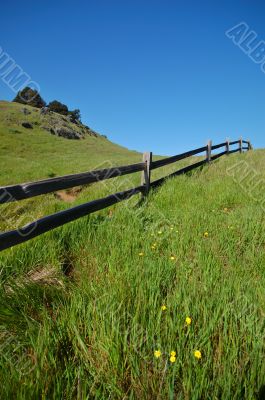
left=39, top=109, right=100, bottom=140
left=14, top=104, right=104, bottom=140
left=41, top=124, right=83, bottom=139
left=22, top=122, right=33, bottom=129
left=54, top=126, right=83, bottom=140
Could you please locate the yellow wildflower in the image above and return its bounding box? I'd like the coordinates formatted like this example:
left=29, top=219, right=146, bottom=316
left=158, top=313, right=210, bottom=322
left=154, top=350, right=161, bottom=358
left=204, top=231, right=209, bottom=238
left=170, top=351, right=176, bottom=357
left=161, top=305, right=167, bottom=311
left=170, top=355, right=176, bottom=363
left=170, top=256, right=176, bottom=261
left=139, top=252, right=144, bottom=256
left=194, top=350, right=202, bottom=359
left=185, top=316, right=192, bottom=326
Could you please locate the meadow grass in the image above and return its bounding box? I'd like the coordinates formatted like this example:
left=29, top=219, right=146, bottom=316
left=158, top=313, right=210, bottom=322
left=0, top=102, right=265, bottom=398
left=0, top=100, right=142, bottom=185
left=0, top=100, right=193, bottom=234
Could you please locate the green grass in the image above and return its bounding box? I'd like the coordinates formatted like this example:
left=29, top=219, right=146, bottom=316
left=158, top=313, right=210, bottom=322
left=0, top=100, right=191, bottom=233
left=0, top=100, right=142, bottom=184
left=0, top=102, right=265, bottom=399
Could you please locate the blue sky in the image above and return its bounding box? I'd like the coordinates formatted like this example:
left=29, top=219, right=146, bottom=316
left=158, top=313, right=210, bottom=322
left=1, top=0, right=265, bottom=155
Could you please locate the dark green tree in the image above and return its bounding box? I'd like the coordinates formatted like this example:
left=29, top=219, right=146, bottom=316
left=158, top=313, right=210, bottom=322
left=48, top=100, right=69, bottom=115
left=13, top=87, right=46, bottom=108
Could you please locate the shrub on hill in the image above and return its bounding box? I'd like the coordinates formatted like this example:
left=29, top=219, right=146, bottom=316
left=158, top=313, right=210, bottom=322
left=13, top=88, right=82, bottom=123
left=48, top=100, right=69, bottom=116
left=68, top=109, right=81, bottom=123
left=48, top=102, right=81, bottom=123
left=13, top=87, right=46, bottom=108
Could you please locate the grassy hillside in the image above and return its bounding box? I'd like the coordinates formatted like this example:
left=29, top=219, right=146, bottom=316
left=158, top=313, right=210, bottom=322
left=0, top=102, right=265, bottom=398
left=0, top=100, right=188, bottom=234
left=0, top=100, right=142, bottom=184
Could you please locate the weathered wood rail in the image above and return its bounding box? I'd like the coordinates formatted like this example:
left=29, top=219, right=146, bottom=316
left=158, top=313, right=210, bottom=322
left=0, top=137, right=252, bottom=252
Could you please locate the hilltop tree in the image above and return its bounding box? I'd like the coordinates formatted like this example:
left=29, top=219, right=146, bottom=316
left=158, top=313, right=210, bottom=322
left=13, top=89, right=82, bottom=123
left=48, top=100, right=69, bottom=116
left=49, top=101, right=81, bottom=123
left=13, top=87, right=46, bottom=108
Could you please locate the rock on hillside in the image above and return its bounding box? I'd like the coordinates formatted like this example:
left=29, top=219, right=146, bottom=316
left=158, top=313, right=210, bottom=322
left=0, top=101, right=103, bottom=140
left=39, top=108, right=99, bottom=140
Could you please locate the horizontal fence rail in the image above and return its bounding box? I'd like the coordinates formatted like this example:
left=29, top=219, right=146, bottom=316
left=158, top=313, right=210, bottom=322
left=0, top=186, right=144, bottom=252
left=211, top=142, right=228, bottom=151
left=0, top=137, right=252, bottom=252
left=151, top=158, right=208, bottom=189
left=0, top=162, right=146, bottom=204
left=151, top=145, right=207, bottom=170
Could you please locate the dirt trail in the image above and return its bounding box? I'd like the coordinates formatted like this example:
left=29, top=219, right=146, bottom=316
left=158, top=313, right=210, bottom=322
left=55, top=187, right=83, bottom=203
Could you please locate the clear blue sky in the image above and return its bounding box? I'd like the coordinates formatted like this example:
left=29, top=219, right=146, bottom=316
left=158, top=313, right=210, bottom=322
left=1, top=0, right=265, bottom=155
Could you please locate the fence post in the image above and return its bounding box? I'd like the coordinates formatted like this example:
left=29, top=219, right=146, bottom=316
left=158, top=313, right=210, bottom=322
left=226, top=138, right=230, bottom=155
left=206, top=140, right=212, bottom=162
left=247, top=139, right=252, bottom=151
left=141, top=152, right=152, bottom=195
left=239, top=136, right=243, bottom=153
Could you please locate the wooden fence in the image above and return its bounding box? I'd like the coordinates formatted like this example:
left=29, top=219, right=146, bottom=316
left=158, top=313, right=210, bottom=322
left=0, top=138, right=252, bottom=252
